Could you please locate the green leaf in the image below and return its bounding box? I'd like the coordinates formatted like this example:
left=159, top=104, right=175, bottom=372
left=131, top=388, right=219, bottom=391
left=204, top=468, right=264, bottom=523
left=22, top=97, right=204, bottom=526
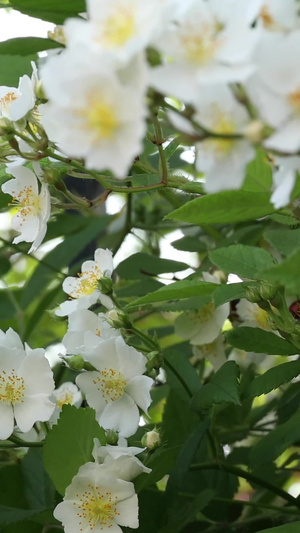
left=125, top=280, right=217, bottom=309
left=262, top=248, right=300, bottom=293
left=264, top=228, right=300, bottom=257
left=0, top=54, right=36, bottom=85
left=0, top=37, right=61, bottom=55
left=209, top=244, right=275, bottom=279
left=0, top=257, right=11, bottom=277
left=243, top=148, right=272, bottom=192
left=245, top=360, right=300, bottom=399
left=43, top=405, right=106, bottom=495
left=21, top=448, right=54, bottom=510
left=163, top=347, right=201, bottom=401
left=171, top=236, right=207, bottom=252
left=249, top=411, right=300, bottom=467
left=212, top=283, right=247, bottom=307
left=165, top=191, right=274, bottom=225
left=167, top=420, right=210, bottom=498
left=191, top=361, right=241, bottom=410
left=0, top=507, right=41, bottom=526
left=257, top=524, right=300, bottom=533
left=10, top=0, right=85, bottom=23
left=116, top=253, right=189, bottom=280
left=226, top=327, right=298, bottom=355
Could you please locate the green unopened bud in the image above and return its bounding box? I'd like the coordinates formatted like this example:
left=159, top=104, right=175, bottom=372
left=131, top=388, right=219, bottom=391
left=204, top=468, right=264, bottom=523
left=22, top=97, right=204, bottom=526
left=0, top=117, right=14, bottom=136
left=64, top=354, right=84, bottom=371
left=146, top=351, right=162, bottom=372
left=259, top=281, right=278, bottom=301
left=43, top=167, right=61, bottom=185
left=107, top=309, right=131, bottom=329
left=245, top=285, right=262, bottom=303
left=98, top=276, right=113, bottom=295
left=105, top=429, right=119, bottom=445
left=141, top=429, right=161, bottom=451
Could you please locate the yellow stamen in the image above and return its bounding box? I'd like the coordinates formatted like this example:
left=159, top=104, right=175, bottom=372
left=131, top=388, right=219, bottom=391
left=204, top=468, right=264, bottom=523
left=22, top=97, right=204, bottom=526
left=93, top=368, right=126, bottom=403
left=75, top=485, right=119, bottom=531
left=0, top=369, right=25, bottom=405
left=101, top=7, right=135, bottom=47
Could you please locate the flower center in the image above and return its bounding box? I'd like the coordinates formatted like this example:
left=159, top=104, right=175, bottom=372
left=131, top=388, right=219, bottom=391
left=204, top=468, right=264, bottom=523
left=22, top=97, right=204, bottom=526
left=93, top=368, right=126, bottom=403
left=75, top=485, right=119, bottom=530
left=101, top=7, right=136, bottom=47
left=69, top=266, right=101, bottom=298
left=209, top=107, right=236, bottom=156
left=56, top=391, right=75, bottom=409
left=84, top=96, right=119, bottom=141
left=288, top=88, right=300, bottom=114
left=0, top=369, right=25, bottom=405
left=0, top=91, right=18, bottom=113
left=189, top=303, right=214, bottom=325
left=259, top=5, right=274, bottom=29
left=180, top=23, right=219, bottom=65
left=9, top=185, right=40, bottom=221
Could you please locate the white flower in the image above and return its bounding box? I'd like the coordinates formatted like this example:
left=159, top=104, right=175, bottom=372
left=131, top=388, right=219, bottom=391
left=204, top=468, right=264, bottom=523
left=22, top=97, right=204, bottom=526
left=271, top=156, right=300, bottom=208
left=76, top=336, right=153, bottom=437
left=236, top=299, right=272, bottom=330
left=0, top=74, right=35, bottom=121
left=151, top=0, right=259, bottom=102
left=54, top=461, right=139, bottom=533
left=40, top=46, right=147, bottom=178
left=1, top=163, right=51, bottom=253
left=63, top=310, right=120, bottom=355
left=175, top=302, right=229, bottom=345
left=248, top=0, right=299, bottom=32
left=193, top=85, right=255, bottom=192
left=0, top=327, right=55, bottom=440
left=93, top=438, right=151, bottom=480
left=56, top=248, right=113, bottom=317
left=64, top=0, right=167, bottom=65
left=247, top=31, right=300, bottom=153
left=50, top=382, right=82, bottom=425
left=191, top=334, right=227, bottom=371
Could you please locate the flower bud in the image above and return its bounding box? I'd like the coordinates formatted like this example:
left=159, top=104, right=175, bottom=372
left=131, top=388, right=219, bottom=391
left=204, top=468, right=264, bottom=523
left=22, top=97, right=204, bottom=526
left=98, top=275, right=113, bottom=295
left=244, top=120, right=265, bottom=143
left=105, top=429, right=119, bottom=445
left=259, top=281, right=278, bottom=301
left=141, top=429, right=161, bottom=451
left=63, top=355, right=84, bottom=371
left=245, top=285, right=262, bottom=303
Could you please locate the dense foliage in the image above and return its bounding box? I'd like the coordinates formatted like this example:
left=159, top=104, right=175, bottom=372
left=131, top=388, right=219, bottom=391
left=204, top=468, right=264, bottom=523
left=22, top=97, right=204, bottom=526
left=1, top=1, right=300, bottom=532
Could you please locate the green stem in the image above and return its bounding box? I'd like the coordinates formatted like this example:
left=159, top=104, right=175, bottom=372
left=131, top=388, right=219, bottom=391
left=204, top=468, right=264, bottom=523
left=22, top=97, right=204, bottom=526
left=190, top=461, right=300, bottom=509
left=127, top=325, right=159, bottom=351
left=8, top=435, right=43, bottom=448
left=213, top=496, right=300, bottom=517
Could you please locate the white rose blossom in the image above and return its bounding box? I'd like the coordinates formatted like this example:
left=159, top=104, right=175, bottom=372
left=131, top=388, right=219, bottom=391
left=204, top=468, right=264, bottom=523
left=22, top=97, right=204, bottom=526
left=151, top=0, right=259, bottom=102
left=63, top=309, right=120, bottom=355
left=76, top=336, right=153, bottom=437
left=192, top=334, right=227, bottom=371
left=64, top=0, right=168, bottom=65
left=193, top=85, right=255, bottom=192
left=236, top=299, right=272, bottom=330
left=1, top=163, right=51, bottom=253
left=0, top=328, right=55, bottom=440
left=49, top=382, right=82, bottom=425
left=0, top=74, right=35, bottom=121
left=54, top=461, right=139, bottom=533
left=93, top=438, right=151, bottom=480
left=40, top=46, right=147, bottom=178
left=56, top=248, right=114, bottom=317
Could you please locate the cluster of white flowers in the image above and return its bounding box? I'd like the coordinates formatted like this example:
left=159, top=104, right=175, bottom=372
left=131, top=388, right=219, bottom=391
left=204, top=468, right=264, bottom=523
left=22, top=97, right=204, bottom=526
left=58, top=247, right=153, bottom=438
left=55, top=438, right=151, bottom=533
left=35, top=0, right=300, bottom=206
left=0, top=1, right=300, bottom=252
